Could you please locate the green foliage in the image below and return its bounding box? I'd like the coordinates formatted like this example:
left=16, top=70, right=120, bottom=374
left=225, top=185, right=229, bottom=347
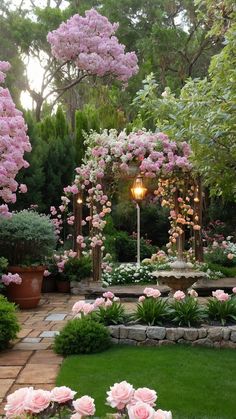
left=206, top=263, right=236, bottom=278
left=53, top=317, right=111, bottom=356
left=135, top=297, right=169, bottom=326
left=169, top=297, right=206, bottom=327
left=205, top=248, right=236, bottom=267
left=207, top=297, right=236, bottom=326
left=0, top=295, right=20, bottom=351
left=0, top=210, right=56, bottom=266
left=94, top=302, right=128, bottom=326
left=0, top=257, right=8, bottom=292
left=112, top=231, right=156, bottom=262
left=63, top=256, right=92, bottom=282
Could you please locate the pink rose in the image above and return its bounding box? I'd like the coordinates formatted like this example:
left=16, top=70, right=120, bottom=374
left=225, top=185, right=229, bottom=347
left=128, top=401, right=155, bottom=419
left=188, top=289, right=198, bottom=298
left=72, top=301, right=85, bottom=314
left=51, top=386, right=76, bottom=403
left=81, top=303, right=95, bottom=315
left=107, top=381, right=134, bottom=410
left=94, top=297, right=105, bottom=307
left=139, top=296, right=146, bottom=302
left=133, top=388, right=157, bottom=407
left=154, top=409, right=172, bottom=419
left=105, top=299, right=113, bottom=307
left=215, top=292, right=230, bottom=302
left=143, top=288, right=161, bottom=298
left=227, top=253, right=234, bottom=260
left=5, top=387, right=33, bottom=417
left=173, top=290, right=185, bottom=301
left=212, top=289, right=224, bottom=298
left=43, top=270, right=51, bottom=277
left=25, top=389, right=51, bottom=413
left=232, top=287, right=236, bottom=294
left=73, top=396, right=95, bottom=416
left=103, top=291, right=114, bottom=299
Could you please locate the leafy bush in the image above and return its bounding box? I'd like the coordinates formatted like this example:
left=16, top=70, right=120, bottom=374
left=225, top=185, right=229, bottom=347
left=63, top=256, right=92, bottom=282
left=113, top=231, right=156, bottom=262
left=53, top=317, right=111, bottom=356
left=0, top=210, right=56, bottom=266
left=169, top=297, right=206, bottom=327
left=207, top=297, right=236, bottom=326
left=205, top=247, right=236, bottom=267
left=102, top=263, right=155, bottom=286
left=0, top=295, right=20, bottom=351
left=94, top=302, right=128, bottom=326
left=135, top=297, right=169, bottom=326
left=0, top=257, right=8, bottom=292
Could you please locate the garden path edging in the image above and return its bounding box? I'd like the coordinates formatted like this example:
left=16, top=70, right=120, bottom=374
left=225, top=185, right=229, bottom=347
left=108, top=325, right=236, bottom=348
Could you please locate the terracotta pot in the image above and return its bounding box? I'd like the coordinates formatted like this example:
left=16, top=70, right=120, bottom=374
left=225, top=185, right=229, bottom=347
left=6, top=266, right=44, bottom=309
left=56, top=280, right=70, bottom=293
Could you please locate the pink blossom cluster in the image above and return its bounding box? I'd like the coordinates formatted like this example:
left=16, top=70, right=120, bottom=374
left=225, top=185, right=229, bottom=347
left=139, top=288, right=161, bottom=302
left=0, top=61, right=31, bottom=217
left=61, top=129, right=192, bottom=251
left=173, top=290, right=185, bottom=301
left=1, top=272, right=22, bottom=286
left=212, top=289, right=230, bottom=302
left=72, top=292, right=120, bottom=316
left=5, top=382, right=171, bottom=419
left=47, top=9, right=138, bottom=83
left=107, top=380, right=172, bottom=419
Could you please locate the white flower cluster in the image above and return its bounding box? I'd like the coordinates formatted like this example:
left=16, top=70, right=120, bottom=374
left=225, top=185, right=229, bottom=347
left=102, top=263, right=155, bottom=286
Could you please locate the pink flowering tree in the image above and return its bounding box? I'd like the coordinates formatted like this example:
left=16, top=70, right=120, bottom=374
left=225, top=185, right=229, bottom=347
left=0, top=61, right=31, bottom=218
left=59, top=129, right=199, bottom=280
left=34, top=9, right=138, bottom=119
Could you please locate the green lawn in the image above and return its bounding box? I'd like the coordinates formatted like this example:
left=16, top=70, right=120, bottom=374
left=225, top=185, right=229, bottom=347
left=56, top=345, right=236, bottom=419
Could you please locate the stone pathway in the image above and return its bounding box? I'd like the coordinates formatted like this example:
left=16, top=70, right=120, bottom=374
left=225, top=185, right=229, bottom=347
left=0, top=293, right=83, bottom=415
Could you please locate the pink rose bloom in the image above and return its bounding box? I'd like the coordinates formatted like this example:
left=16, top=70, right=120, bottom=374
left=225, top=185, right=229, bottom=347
left=139, top=296, right=146, bottom=302
left=5, top=387, right=33, bottom=417
left=94, top=297, right=105, bottom=307
left=19, top=183, right=27, bottom=193
left=73, top=395, right=95, bottom=416
left=216, top=292, right=230, bottom=302
left=188, top=289, right=198, bottom=298
left=232, top=287, right=236, bottom=294
left=72, top=301, right=85, bottom=314
left=143, top=288, right=161, bottom=298
left=43, top=270, right=51, bottom=277
left=107, top=381, right=134, bottom=410
left=154, top=409, right=172, bottom=419
left=173, top=290, right=185, bottom=301
left=105, top=299, right=113, bottom=307
left=128, top=401, right=155, bottom=419
left=212, top=289, right=224, bottom=298
left=51, top=386, right=76, bottom=404
left=103, top=291, right=114, bottom=299
left=25, top=389, right=51, bottom=413
left=133, top=388, right=157, bottom=407
left=82, top=303, right=95, bottom=315
left=227, top=253, right=234, bottom=260
left=71, top=414, right=82, bottom=419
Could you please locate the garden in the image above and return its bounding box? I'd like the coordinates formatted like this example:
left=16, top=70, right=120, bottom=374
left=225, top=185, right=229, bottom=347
left=0, top=0, right=236, bottom=418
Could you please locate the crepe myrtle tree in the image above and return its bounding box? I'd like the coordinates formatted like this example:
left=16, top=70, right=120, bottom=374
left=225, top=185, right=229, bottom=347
left=30, top=8, right=138, bottom=121
left=0, top=61, right=31, bottom=218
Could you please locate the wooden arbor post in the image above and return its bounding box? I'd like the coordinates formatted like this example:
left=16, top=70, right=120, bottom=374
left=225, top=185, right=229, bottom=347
left=174, top=189, right=185, bottom=260
left=193, top=178, right=204, bottom=262
left=73, top=193, right=83, bottom=257
left=92, top=246, right=102, bottom=282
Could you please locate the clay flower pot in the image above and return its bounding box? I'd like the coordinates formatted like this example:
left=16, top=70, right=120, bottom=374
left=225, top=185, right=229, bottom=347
left=6, top=266, right=45, bottom=309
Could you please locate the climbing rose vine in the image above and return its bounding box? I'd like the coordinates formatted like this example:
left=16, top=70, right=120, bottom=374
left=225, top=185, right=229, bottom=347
left=0, top=61, right=31, bottom=218
left=47, top=9, right=138, bottom=83
left=60, top=129, right=198, bottom=252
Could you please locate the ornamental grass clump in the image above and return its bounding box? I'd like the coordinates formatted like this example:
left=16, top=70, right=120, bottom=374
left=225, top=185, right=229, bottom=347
left=207, top=289, right=236, bottom=326
left=53, top=317, right=111, bottom=356
left=0, top=295, right=20, bottom=351
left=135, top=287, right=169, bottom=326
left=169, top=290, right=206, bottom=327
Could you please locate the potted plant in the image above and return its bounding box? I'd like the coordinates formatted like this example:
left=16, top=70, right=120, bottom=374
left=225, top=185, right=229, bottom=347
left=0, top=210, right=56, bottom=308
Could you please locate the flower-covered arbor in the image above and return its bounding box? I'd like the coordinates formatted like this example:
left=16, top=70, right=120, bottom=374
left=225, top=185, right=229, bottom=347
left=63, top=129, right=203, bottom=281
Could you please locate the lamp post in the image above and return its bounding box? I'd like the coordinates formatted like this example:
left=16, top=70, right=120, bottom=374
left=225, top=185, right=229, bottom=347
left=73, top=192, right=83, bottom=257
left=131, top=175, right=147, bottom=266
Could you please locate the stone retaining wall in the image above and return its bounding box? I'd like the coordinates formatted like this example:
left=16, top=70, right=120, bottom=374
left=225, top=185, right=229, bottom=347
left=107, top=325, right=236, bottom=348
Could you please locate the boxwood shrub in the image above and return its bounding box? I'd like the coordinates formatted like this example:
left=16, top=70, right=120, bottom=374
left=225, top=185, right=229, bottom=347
left=0, top=295, right=20, bottom=351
